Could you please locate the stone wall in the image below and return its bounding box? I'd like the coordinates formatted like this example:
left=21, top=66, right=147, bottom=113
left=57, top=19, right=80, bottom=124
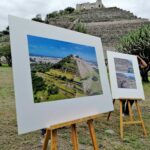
left=85, top=19, right=150, bottom=57
left=76, top=0, right=104, bottom=11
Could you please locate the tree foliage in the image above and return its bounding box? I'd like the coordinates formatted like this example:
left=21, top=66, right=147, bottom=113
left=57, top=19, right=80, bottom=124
left=46, top=7, right=75, bottom=19
left=2, top=26, right=9, bottom=35
left=64, top=7, right=75, bottom=14
left=117, top=25, right=150, bottom=62
left=31, top=72, right=46, bottom=93
left=32, top=14, right=44, bottom=23
left=116, top=25, right=150, bottom=82
left=30, top=62, right=53, bottom=73
left=46, top=11, right=59, bottom=18
left=47, top=84, right=59, bottom=95
left=0, top=44, right=11, bottom=66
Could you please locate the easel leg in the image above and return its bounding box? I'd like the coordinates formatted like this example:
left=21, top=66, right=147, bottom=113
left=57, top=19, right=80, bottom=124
left=107, top=99, right=115, bottom=121
left=50, top=129, right=57, bottom=150
left=71, top=124, right=79, bottom=150
left=128, top=100, right=134, bottom=121
left=135, top=101, right=147, bottom=136
left=87, top=120, right=99, bottom=150
left=120, top=100, right=123, bottom=139
left=42, top=129, right=51, bottom=150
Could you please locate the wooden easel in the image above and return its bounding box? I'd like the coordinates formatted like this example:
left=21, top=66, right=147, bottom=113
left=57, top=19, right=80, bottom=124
left=42, top=114, right=100, bottom=150
left=107, top=99, right=147, bottom=139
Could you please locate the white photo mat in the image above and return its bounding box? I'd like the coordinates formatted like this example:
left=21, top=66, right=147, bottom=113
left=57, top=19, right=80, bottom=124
left=9, top=16, right=113, bottom=134
left=107, top=51, right=145, bottom=100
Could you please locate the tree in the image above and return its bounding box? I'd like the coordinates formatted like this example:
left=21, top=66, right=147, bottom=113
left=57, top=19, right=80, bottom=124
left=46, top=11, right=59, bottom=18
left=47, top=84, right=59, bottom=95
left=0, top=44, right=11, bottom=66
left=116, top=25, right=150, bottom=82
left=31, top=72, right=46, bottom=93
left=2, top=26, right=9, bottom=35
left=32, top=14, right=44, bottom=23
left=64, top=7, right=75, bottom=14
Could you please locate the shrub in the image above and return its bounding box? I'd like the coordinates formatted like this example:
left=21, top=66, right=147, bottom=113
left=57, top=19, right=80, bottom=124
left=92, top=76, right=98, bottom=81
left=47, top=84, right=59, bottom=95
left=116, top=25, right=150, bottom=82
left=74, top=23, right=87, bottom=33
left=64, top=7, right=75, bottom=14
left=47, top=11, right=59, bottom=18
left=0, top=44, right=11, bottom=66
left=32, top=73, right=46, bottom=93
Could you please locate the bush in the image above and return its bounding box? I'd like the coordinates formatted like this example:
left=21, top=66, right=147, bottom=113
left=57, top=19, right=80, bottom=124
left=31, top=63, right=52, bottom=72
left=61, top=76, right=67, bottom=80
left=0, top=44, right=11, bottom=66
left=117, top=25, right=150, bottom=82
left=92, top=76, right=98, bottom=81
left=64, top=7, right=75, bottom=14
left=47, top=11, right=59, bottom=18
left=32, top=72, right=46, bottom=93
left=117, top=25, right=150, bottom=62
left=74, top=23, right=87, bottom=33
left=47, top=84, right=59, bottom=95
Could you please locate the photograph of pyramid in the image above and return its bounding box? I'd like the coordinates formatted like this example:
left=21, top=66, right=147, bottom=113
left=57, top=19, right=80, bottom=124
left=27, top=35, right=103, bottom=103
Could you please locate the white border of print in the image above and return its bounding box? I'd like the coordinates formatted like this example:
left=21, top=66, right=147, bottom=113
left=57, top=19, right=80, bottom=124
left=9, top=16, right=113, bottom=134
left=107, top=51, right=145, bottom=100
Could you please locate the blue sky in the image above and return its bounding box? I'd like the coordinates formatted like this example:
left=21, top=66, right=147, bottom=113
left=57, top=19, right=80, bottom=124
left=27, top=35, right=98, bottom=62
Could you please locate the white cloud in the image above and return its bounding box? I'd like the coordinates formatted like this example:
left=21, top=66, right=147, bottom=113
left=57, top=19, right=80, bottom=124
left=103, top=0, right=150, bottom=19
left=0, top=0, right=149, bottom=31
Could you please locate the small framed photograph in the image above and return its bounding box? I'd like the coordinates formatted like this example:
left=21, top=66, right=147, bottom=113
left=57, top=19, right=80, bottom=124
left=107, top=51, right=145, bottom=100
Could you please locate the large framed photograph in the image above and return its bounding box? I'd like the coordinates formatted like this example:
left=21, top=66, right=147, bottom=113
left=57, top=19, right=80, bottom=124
left=9, top=16, right=113, bottom=134
left=107, top=51, right=145, bottom=100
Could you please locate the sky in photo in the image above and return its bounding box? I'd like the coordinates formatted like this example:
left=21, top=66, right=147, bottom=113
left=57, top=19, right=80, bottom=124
left=27, top=35, right=97, bottom=62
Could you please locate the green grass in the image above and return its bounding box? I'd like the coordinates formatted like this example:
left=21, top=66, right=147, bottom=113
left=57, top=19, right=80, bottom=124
left=34, top=69, right=85, bottom=102
left=0, top=67, right=150, bottom=150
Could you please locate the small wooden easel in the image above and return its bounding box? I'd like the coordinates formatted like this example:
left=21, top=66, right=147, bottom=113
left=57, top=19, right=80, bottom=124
left=42, top=114, right=100, bottom=150
left=107, top=99, right=147, bottom=139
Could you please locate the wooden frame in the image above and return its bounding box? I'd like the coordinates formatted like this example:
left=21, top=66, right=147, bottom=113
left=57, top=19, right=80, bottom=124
left=107, top=99, right=147, bottom=139
left=42, top=114, right=100, bottom=150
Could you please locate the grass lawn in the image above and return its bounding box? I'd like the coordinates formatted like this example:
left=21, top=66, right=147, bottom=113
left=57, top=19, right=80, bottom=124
left=35, top=69, right=84, bottom=102
left=0, top=67, right=150, bottom=150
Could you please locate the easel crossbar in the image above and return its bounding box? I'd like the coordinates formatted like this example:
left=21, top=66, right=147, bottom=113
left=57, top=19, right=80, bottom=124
left=48, top=114, right=100, bottom=130
left=123, top=121, right=142, bottom=125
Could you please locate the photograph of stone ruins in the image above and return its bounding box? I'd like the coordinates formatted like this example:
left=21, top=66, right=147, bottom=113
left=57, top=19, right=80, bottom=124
left=114, top=58, right=137, bottom=89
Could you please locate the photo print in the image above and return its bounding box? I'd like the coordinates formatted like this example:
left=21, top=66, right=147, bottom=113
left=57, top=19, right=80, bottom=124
left=114, top=58, right=137, bottom=89
left=27, top=35, right=103, bottom=103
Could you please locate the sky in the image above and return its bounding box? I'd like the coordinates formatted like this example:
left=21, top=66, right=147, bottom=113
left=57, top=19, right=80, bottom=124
left=27, top=35, right=97, bottom=62
left=0, top=0, right=150, bottom=31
